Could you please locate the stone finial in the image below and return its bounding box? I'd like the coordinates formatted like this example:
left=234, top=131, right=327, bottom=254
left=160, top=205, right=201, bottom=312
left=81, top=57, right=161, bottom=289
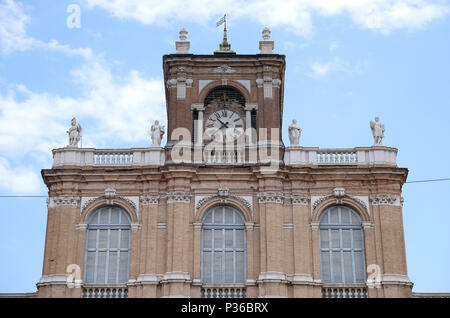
left=259, top=27, right=274, bottom=54
left=179, top=28, right=188, bottom=41
left=262, top=27, right=271, bottom=40
left=176, top=28, right=190, bottom=54
left=370, top=116, right=385, bottom=146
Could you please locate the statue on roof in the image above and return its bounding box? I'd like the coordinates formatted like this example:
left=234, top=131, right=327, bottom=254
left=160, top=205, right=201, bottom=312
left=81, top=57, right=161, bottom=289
left=370, top=116, right=385, bottom=146
left=67, top=117, right=82, bottom=147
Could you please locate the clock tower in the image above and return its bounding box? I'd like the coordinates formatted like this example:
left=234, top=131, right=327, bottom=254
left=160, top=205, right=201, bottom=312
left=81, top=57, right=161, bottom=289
left=163, top=27, right=285, bottom=165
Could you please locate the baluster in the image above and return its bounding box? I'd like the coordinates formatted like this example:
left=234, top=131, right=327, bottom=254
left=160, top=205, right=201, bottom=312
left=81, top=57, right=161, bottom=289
left=230, top=288, right=235, bottom=298
left=207, top=288, right=211, bottom=298
left=218, top=289, right=223, bottom=298
left=345, top=288, right=349, bottom=298
left=236, top=289, right=241, bottom=298
left=339, top=288, right=343, bottom=298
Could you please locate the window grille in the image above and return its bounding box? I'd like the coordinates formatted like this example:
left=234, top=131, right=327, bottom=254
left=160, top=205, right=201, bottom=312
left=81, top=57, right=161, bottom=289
left=201, top=206, right=246, bottom=285
left=319, top=206, right=366, bottom=285
left=84, top=206, right=131, bottom=285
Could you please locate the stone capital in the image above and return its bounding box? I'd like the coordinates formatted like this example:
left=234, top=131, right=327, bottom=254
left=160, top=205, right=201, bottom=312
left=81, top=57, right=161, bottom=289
left=167, top=192, right=192, bottom=204
left=257, top=192, right=284, bottom=204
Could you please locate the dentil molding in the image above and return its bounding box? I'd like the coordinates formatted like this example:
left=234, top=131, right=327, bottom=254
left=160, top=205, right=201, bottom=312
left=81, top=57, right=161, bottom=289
left=167, top=192, right=192, bottom=204
left=257, top=192, right=284, bottom=204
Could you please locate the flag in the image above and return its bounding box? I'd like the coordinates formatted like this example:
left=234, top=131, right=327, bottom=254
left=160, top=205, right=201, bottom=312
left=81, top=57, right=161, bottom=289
left=216, top=14, right=226, bottom=27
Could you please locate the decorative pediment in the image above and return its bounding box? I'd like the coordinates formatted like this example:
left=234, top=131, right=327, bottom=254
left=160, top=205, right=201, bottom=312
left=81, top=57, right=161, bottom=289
left=212, top=64, right=236, bottom=73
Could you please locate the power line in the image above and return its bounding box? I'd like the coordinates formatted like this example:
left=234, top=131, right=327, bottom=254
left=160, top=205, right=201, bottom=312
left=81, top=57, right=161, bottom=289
left=405, top=178, right=450, bottom=184
left=0, top=177, right=449, bottom=197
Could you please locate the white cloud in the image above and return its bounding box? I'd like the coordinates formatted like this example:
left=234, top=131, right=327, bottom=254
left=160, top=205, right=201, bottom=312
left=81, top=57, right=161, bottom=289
left=308, top=57, right=368, bottom=79
left=83, top=0, right=450, bottom=36
left=0, top=157, right=43, bottom=194
left=0, top=61, right=166, bottom=157
left=0, top=0, right=93, bottom=58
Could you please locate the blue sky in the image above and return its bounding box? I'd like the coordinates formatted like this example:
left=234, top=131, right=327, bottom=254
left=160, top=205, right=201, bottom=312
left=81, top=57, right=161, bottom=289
left=0, top=0, right=449, bottom=293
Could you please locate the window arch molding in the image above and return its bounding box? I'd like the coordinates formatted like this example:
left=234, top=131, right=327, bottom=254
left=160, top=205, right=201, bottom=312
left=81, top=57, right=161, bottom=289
left=195, top=196, right=252, bottom=223
left=198, top=82, right=251, bottom=105
left=312, top=196, right=370, bottom=223
left=80, top=197, right=138, bottom=224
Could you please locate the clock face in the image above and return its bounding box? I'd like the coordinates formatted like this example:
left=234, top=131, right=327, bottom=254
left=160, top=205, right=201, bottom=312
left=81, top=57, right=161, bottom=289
left=205, top=109, right=244, bottom=141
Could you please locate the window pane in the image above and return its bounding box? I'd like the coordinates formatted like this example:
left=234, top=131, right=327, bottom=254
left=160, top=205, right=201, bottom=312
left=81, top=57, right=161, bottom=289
left=330, top=207, right=339, bottom=224
left=204, top=211, right=213, bottom=224
left=236, top=252, right=245, bottom=284
left=120, top=230, right=130, bottom=249
left=354, top=251, right=365, bottom=283
left=225, top=252, right=234, bottom=283
left=87, top=230, right=97, bottom=249
left=202, top=252, right=212, bottom=283
left=343, top=251, right=354, bottom=284
left=331, top=230, right=340, bottom=248
left=203, top=229, right=212, bottom=249
left=213, top=253, right=223, bottom=284
left=214, top=208, right=222, bottom=224
left=110, top=208, right=119, bottom=224
left=96, top=251, right=107, bottom=284
left=110, top=230, right=118, bottom=249
left=214, top=229, right=222, bottom=249
left=341, top=207, right=350, bottom=225
left=85, top=251, right=96, bottom=283
left=342, top=230, right=351, bottom=249
left=98, top=230, right=108, bottom=249
left=235, top=230, right=245, bottom=249
left=353, top=230, right=363, bottom=249
left=108, top=251, right=118, bottom=284
left=118, top=251, right=129, bottom=283
left=100, top=208, right=109, bottom=224
left=332, top=252, right=342, bottom=283
left=224, top=207, right=234, bottom=224
left=320, top=229, right=329, bottom=249
left=225, top=230, right=233, bottom=249
left=321, top=251, right=331, bottom=283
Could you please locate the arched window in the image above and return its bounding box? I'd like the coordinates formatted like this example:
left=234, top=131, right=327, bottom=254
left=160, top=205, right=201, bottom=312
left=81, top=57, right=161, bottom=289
left=84, top=206, right=131, bottom=285
left=319, top=206, right=366, bottom=285
left=201, top=206, right=246, bottom=285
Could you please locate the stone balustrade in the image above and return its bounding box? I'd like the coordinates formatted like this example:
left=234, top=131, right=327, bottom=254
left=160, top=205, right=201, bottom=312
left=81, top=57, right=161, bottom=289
left=52, top=145, right=397, bottom=167
left=284, top=146, right=397, bottom=167
left=52, top=147, right=165, bottom=167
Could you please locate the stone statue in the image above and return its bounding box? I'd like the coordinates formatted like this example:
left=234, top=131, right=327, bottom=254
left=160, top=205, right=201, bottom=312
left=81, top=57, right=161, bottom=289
left=67, top=117, right=82, bottom=147
left=288, top=119, right=302, bottom=146
left=151, top=120, right=165, bottom=147
left=370, top=116, right=385, bottom=146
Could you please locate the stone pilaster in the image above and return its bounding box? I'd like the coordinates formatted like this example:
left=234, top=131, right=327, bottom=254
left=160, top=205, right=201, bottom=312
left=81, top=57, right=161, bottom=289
left=370, top=194, right=412, bottom=297
left=257, top=192, right=288, bottom=297
left=162, top=191, right=192, bottom=297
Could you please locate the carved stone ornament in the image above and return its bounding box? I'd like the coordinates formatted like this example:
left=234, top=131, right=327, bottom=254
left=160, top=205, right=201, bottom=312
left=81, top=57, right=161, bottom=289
left=167, top=192, right=192, bottom=204
left=47, top=196, right=81, bottom=208
left=370, top=194, right=401, bottom=206
left=291, top=194, right=310, bottom=206
left=195, top=190, right=252, bottom=212
left=312, top=188, right=368, bottom=213
left=213, top=65, right=236, bottom=73
left=141, top=194, right=160, bottom=205
left=257, top=192, right=284, bottom=204
left=80, top=189, right=137, bottom=217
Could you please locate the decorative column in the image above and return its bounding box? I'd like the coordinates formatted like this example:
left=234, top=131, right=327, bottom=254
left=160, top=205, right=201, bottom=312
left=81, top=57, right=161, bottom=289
left=370, top=194, right=412, bottom=298
left=191, top=103, right=205, bottom=147
left=244, top=103, right=258, bottom=144
left=191, top=222, right=203, bottom=298
left=162, top=191, right=192, bottom=297
left=257, top=192, right=288, bottom=297
left=245, top=221, right=258, bottom=297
